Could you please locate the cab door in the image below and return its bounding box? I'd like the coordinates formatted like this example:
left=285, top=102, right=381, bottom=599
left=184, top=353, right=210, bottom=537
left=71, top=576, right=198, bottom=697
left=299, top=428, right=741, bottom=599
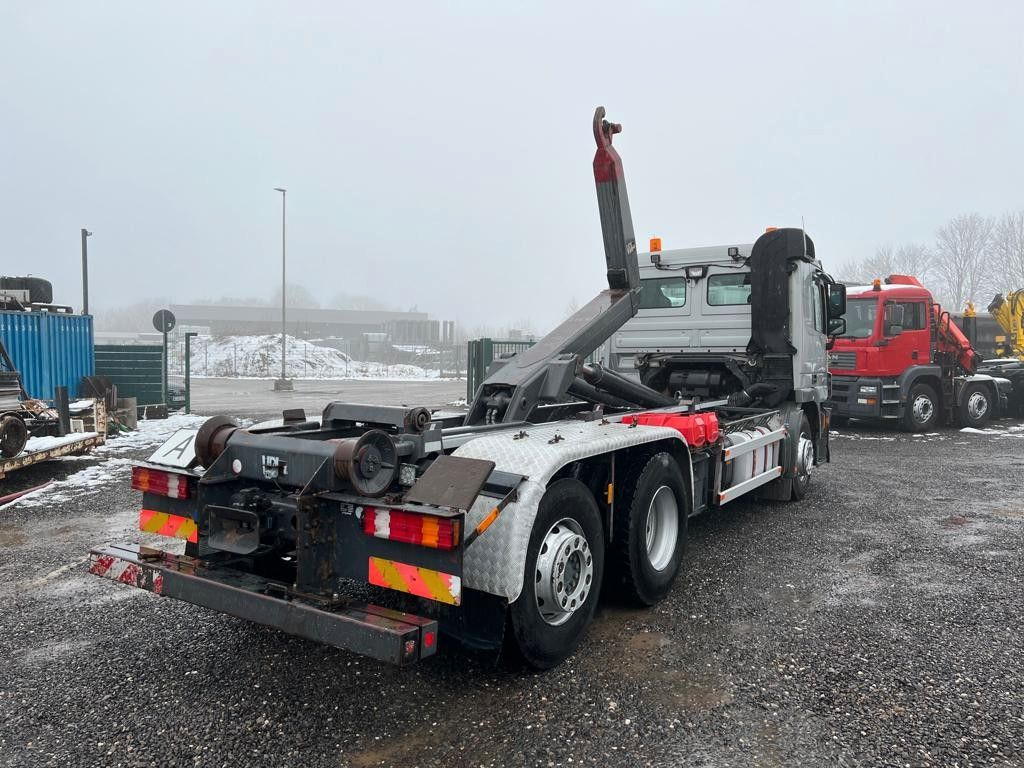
left=879, top=300, right=930, bottom=372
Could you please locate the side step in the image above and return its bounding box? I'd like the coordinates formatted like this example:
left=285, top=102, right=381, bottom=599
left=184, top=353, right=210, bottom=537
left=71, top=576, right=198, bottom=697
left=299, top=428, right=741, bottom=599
left=89, top=544, right=439, bottom=665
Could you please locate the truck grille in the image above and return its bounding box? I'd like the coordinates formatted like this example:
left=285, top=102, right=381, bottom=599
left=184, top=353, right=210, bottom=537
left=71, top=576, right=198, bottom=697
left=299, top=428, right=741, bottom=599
left=828, top=351, right=856, bottom=370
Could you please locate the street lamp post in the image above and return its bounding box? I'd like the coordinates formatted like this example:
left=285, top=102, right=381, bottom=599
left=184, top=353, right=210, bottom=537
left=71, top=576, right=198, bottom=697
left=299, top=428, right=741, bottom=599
left=81, top=228, right=92, bottom=315
left=273, top=187, right=292, bottom=391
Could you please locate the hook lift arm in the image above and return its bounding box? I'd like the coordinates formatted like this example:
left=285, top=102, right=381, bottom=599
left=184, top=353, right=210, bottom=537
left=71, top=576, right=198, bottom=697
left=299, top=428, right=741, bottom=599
left=465, top=107, right=670, bottom=426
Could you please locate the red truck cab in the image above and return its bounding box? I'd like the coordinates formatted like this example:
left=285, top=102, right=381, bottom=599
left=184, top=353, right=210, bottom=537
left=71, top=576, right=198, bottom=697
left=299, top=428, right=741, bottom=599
left=829, top=275, right=1009, bottom=430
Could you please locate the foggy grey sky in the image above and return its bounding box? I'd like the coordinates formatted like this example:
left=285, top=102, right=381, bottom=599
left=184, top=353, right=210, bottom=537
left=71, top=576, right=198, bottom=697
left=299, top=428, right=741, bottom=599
left=3, top=2, right=1023, bottom=333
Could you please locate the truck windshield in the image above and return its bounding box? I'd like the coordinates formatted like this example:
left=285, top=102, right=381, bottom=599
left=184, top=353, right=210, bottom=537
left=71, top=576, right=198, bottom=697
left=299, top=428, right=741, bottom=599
left=841, top=298, right=878, bottom=338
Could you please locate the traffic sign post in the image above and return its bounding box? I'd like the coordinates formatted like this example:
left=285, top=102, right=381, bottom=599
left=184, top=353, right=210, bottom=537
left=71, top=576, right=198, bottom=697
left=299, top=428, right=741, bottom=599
left=153, top=310, right=176, bottom=407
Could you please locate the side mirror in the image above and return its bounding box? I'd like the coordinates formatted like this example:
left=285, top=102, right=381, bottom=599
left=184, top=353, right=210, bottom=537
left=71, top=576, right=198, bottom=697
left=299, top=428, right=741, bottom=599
left=827, top=282, right=847, bottom=318
left=884, top=323, right=903, bottom=337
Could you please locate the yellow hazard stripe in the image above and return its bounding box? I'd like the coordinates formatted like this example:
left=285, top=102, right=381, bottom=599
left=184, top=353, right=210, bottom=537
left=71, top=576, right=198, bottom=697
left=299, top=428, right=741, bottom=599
left=368, top=556, right=461, bottom=605
left=139, top=509, right=198, bottom=543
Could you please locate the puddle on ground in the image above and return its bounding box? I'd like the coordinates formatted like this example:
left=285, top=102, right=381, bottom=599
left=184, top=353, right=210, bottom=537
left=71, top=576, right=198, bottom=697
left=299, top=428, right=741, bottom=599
left=654, top=668, right=734, bottom=710
left=589, top=614, right=735, bottom=711
left=0, top=526, right=26, bottom=547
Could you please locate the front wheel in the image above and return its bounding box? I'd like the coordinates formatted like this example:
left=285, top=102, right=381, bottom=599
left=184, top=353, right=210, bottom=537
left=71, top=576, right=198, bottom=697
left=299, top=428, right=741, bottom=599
left=509, top=478, right=605, bottom=670
left=791, top=414, right=814, bottom=500
left=903, top=382, right=939, bottom=432
left=957, top=384, right=992, bottom=429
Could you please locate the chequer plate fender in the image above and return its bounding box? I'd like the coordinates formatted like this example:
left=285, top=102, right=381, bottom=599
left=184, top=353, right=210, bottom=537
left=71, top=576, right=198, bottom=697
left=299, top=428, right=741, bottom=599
left=453, top=418, right=688, bottom=602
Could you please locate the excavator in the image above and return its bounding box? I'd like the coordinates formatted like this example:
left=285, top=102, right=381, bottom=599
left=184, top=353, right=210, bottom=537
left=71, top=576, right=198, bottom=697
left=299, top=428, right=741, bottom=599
left=980, top=291, right=1024, bottom=416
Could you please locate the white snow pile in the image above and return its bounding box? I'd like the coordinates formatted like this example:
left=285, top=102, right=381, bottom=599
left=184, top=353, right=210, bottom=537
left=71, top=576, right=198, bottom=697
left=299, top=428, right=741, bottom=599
left=188, top=335, right=439, bottom=380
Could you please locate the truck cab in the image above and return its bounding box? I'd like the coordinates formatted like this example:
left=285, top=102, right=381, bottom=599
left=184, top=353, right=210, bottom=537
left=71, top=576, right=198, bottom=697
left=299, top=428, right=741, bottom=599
left=829, top=276, right=1010, bottom=430
left=601, top=238, right=839, bottom=407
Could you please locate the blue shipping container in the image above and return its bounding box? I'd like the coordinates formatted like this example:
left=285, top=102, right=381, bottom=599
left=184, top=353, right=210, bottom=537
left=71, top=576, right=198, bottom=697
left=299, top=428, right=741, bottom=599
left=0, top=311, right=95, bottom=401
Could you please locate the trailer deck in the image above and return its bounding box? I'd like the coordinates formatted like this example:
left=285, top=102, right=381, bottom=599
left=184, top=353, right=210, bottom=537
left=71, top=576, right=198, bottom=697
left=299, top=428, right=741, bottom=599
left=0, top=400, right=107, bottom=480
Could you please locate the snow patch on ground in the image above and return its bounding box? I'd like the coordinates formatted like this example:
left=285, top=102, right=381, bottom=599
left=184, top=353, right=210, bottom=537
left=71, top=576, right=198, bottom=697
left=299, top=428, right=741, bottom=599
left=6, top=459, right=134, bottom=509
left=187, top=334, right=441, bottom=380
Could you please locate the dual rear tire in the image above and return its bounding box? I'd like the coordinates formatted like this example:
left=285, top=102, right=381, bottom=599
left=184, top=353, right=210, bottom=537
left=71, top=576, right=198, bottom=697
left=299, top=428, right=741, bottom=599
left=509, top=453, right=688, bottom=669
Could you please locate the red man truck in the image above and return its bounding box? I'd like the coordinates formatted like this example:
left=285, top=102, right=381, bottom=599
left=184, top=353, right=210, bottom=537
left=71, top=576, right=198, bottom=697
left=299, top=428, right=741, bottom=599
left=828, top=275, right=1011, bottom=431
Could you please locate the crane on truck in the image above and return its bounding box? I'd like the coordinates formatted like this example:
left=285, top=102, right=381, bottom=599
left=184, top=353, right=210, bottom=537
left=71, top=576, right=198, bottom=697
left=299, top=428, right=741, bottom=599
left=829, top=275, right=1013, bottom=431
left=88, top=107, right=847, bottom=670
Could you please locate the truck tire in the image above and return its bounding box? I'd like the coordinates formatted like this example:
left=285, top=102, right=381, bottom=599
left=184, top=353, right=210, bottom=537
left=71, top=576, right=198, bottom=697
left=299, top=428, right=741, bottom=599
left=0, top=415, right=28, bottom=458
left=903, top=382, right=939, bottom=432
left=956, top=383, right=992, bottom=429
left=509, top=478, right=605, bottom=670
left=790, top=414, right=814, bottom=501
left=609, top=452, right=688, bottom=606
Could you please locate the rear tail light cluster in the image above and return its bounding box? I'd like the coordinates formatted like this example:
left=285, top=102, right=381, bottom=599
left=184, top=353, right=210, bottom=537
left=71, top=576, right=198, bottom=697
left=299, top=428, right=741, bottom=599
left=362, top=507, right=460, bottom=550
left=131, top=466, right=190, bottom=499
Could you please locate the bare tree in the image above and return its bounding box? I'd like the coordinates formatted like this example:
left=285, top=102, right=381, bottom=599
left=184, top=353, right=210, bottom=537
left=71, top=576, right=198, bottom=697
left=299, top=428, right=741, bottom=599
left=991, top=211, right=1024, bottom=292
left=933, top=214, right=994, bottom=309
left=835, top=259, right=874, bottom=284
left=859, top=244, right=896, bottom=280
left=836, top=242, right=931, bottom=285
left=893, top=243, right=932, bottom=283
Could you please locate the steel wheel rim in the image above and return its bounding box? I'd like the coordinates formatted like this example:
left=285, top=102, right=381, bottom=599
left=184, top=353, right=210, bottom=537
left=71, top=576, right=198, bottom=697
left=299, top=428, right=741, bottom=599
left=912, top=395, right=933, bottom=424
left=967, top=391, right=988, bottom=420
left=645, top=485, right=679, bottom=572
left=796, top=432, right=814, bottom=486
left=534, top=518, right=593, bottom=626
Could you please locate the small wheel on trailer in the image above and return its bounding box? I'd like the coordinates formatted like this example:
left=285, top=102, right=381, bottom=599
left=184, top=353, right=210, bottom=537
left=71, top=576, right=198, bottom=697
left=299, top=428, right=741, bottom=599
left=790, top=413, right=814, bottom=501
left=609, top=452, right=688, bottom=606
left=903, top=382, right=939, bottom=432
left=0, top=415, right=28, bottom=458
left=508, top=478, right=605, bottom=670
left=956, top=383, right=992, bottom=429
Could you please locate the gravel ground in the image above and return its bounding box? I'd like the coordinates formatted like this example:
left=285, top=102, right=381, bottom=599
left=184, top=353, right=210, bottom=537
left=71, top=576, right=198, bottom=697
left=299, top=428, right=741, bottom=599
left=1, top=415, right=1022, bottom=767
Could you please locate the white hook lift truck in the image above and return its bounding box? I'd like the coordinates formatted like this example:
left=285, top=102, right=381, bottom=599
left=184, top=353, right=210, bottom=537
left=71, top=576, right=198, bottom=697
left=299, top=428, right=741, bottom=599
left=89, top=107, right=847, bottom=669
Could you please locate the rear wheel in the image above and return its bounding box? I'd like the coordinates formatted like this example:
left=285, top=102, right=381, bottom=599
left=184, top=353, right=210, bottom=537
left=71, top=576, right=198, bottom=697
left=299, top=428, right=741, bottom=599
left=610, top=452, right=688, bottom=606
left=903, top=382, right=939, bottom=432
left=956, top=384, right=992, bottom=428
left=0, top=415, right=28, bottom=458
left=509, top=478, right=604, bottom=670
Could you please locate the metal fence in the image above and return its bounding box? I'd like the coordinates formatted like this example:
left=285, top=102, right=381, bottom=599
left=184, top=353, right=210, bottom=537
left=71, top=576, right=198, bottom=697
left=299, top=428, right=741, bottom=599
left=94, top=344, right=164, bottom=406
left=466, top=338, right=535, bottom=401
